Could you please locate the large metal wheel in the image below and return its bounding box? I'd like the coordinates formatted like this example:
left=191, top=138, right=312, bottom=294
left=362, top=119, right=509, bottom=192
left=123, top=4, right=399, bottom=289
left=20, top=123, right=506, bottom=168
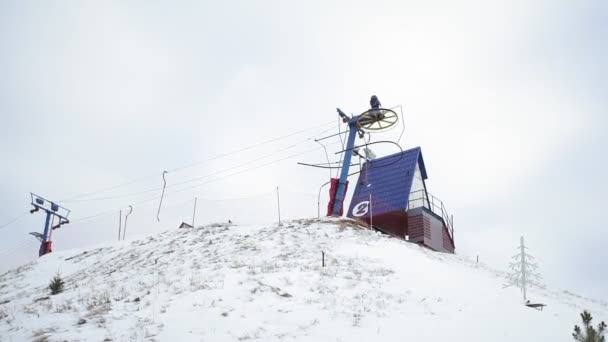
left=356, top=108, right=398, bottom=131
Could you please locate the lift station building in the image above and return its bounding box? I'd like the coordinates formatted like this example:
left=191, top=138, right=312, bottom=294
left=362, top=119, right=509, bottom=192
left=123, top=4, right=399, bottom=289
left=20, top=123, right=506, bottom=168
left=347, top=147, right=455, bottom=253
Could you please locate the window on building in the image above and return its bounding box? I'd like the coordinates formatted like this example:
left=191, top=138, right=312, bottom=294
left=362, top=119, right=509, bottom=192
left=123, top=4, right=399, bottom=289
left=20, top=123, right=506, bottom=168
left=407, top=161, right=428, bottom=210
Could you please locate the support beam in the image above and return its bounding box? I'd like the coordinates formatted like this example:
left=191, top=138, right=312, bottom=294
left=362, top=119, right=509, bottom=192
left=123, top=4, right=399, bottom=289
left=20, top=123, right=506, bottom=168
left=39, top=211, right=52, bottom=257
left=331, top=119, right=358, bottom=216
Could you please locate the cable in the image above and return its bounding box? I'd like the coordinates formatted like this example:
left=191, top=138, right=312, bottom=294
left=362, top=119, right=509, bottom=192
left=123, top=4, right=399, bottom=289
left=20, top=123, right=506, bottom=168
left=166, top=120, right=335, bottom=173
left=315, top=139, right=332, bottom=179
left=145, top=141, right=343, bottom=201
left=297, top=161, right=359, bottom=169
left=67, top=209, right=120, bottom=226
left=1, top=120, right=344, bottom=254
left=190, top=192, right=275, bottom=203
left=166, top=126, right=336, bottom=190
left=336, top=117, right=345, bottom=178
left=0, top=238, right=36, bottom=257
left=65, top=126, right=337, bottom=203
left=390, top=105, right=406, bottom=144
left=43, top=115, right=396, bottom=232
left=280, top=187, right=317, bottom=198
left=67, top=191, right=276, bottom=228
left=0, top=211, right=29, bottom=231
left=66, top=141, right=342, bottom=225
left=59, top=119, right=335, bottom=203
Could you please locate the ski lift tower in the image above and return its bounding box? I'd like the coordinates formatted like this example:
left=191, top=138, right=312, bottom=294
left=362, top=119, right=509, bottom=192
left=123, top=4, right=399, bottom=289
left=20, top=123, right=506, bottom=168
left=29, top=193, right=70, bottom=257
left=329, top=95, right=399, bottom=216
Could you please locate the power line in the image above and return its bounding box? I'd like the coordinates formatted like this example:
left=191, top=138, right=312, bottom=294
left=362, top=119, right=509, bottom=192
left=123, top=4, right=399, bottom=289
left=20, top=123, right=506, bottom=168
left=67, top=209, right=121, bottom=226
left=0, top=115, right=365, bottom=258
left=0, top=211, right=29, bottom=231
left=0, top=237, right=36, bottom=257
left=280, top=187, right=318, bottom=198
left=120, top=142, right=340, bottom=208
left=166, top=120, right=335, bottom=173
left=163, top=141, right=343, bottom=198
left=66, top=140, right=342, bottom=226
left=59, top=120, right=335, bottom=203
left=0, top=121, right=341, bottom=257
left=65, top=126, right=336, bottom=203
left=165, top=127, right=336, bottom=191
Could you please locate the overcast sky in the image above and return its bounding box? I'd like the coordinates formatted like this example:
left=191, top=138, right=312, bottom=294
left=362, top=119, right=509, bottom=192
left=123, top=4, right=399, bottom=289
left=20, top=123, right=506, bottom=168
left=1, top=0, right=606, bottom=301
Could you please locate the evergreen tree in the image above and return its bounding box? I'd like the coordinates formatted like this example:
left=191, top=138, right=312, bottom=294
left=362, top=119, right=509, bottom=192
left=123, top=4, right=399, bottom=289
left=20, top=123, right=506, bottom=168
left=48, top=273, right=65, bottom=295
left=573, top=310, right=606, bottom=342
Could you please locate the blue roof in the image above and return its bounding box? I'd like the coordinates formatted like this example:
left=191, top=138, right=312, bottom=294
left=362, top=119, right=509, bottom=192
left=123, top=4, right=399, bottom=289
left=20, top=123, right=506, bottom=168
left=347, top=147, right=427, bottom=217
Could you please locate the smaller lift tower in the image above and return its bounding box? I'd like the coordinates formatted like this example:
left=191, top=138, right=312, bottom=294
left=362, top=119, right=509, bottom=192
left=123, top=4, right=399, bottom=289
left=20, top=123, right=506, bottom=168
left=29, top=193, right=70, bottom=257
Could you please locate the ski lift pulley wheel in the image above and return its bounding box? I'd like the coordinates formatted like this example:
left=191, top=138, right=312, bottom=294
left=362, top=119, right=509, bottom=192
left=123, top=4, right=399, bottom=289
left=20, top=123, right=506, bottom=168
left=356, top=108, right=398, bottom=132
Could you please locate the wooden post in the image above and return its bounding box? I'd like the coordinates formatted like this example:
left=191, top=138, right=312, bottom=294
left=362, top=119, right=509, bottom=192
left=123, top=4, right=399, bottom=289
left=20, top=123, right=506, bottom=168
left=322, top=251, right=325, bottom=267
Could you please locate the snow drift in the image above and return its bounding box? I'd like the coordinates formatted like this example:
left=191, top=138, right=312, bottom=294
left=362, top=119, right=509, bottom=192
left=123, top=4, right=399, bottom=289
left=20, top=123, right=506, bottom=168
left=0, top=218, right=605, bottom=341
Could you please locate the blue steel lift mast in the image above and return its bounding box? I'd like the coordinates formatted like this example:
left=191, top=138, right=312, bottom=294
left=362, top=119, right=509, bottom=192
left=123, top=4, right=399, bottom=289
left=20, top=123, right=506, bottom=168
left=331, top=111, right=360, bottom=216
left=330, top=96, right=398, bottom=216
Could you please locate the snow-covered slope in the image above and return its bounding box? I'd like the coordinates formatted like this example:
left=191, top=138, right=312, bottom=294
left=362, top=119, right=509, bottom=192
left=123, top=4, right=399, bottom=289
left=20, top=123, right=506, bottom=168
left=0, top=219, right=605, bottom=341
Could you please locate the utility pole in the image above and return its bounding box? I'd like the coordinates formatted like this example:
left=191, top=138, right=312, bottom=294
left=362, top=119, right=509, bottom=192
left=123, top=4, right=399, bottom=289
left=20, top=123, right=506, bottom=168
left=192, top=197, right=198, bottom=227
left=122, top=206, right=133, bottom=241
left=118, top=210, right=122, bottom=241
left=317, top=181, right=331, bottom=219
left=157, top=171, right=168, bottom=221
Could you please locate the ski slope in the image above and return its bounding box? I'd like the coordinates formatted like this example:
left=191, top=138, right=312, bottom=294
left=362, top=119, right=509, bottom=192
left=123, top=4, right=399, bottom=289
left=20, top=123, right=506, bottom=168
left=0, top=218, right=605, bottom=341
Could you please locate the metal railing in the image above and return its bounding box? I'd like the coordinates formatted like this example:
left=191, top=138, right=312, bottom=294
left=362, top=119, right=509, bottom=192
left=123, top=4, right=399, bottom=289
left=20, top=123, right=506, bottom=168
left=407, top=189, right=454, bottom=242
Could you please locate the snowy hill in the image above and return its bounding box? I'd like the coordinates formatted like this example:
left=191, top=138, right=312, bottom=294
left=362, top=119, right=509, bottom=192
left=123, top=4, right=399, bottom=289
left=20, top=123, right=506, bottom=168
left=0, top=218, right=606, bottom=341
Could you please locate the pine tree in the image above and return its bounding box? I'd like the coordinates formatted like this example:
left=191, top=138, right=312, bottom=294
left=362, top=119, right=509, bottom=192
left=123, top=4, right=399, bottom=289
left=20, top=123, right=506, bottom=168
left=504, top=236, right=543, bottom=301
left=48, top=273, right=65, bottom=295
left=573, top=311, right=606, bottom=342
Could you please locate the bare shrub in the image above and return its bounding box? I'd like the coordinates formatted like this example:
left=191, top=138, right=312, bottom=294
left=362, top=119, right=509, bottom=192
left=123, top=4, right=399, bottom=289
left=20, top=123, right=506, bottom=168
left=189, top=276, right=209, bottom=291
left=86, top=291, right=111, bottom=312
left=32, top=328, right=55, bottom=342
left=23, top=304, right=39, bottom=315
left=112, top=286, right=128, bottom=301
left=55, top=299, right=75, bottom=313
